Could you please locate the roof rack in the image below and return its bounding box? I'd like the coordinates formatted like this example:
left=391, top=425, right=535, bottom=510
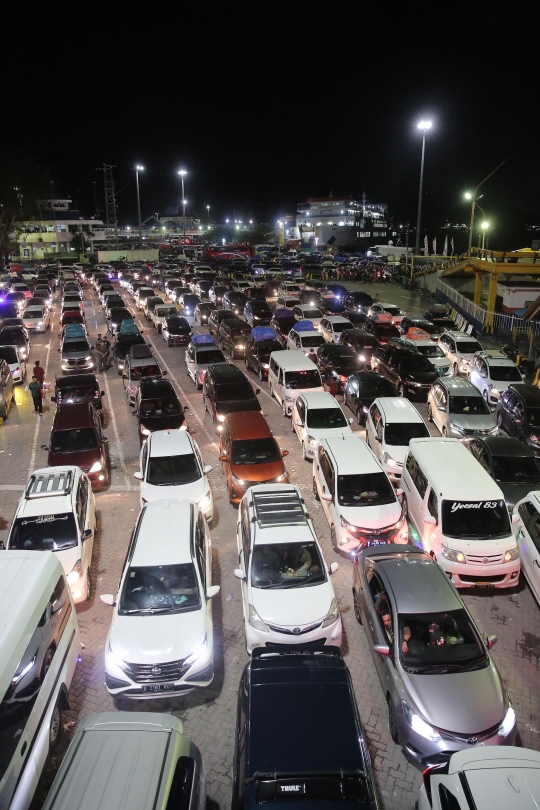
left=251, top=488, right=308, bottom=528
left=25, top=470, right=73, bottom=499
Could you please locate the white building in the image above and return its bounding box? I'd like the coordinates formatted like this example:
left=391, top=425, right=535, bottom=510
left=296, top=196, right=390, bottom=249
left=16, top=200, right=106, bottom=259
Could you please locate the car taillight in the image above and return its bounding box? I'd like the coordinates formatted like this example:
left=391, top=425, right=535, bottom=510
left=422, top=763, right=447, bottom=807
left=338, top=375, right=347, bottom=382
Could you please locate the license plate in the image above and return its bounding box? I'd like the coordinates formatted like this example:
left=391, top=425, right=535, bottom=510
left=475, top=583, right=494, bottom=589
left=141, top=682, right=176, bottom=693
left=367, top=539, right=385, bottom=547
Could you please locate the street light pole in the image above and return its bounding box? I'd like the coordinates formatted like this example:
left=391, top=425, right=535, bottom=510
left=481, top=222, right=489, bottom=250
left=415, top=120, right=432, bottom=257
left=465, top=160, right=506, bottom=265
left=178, top=170, right=187, bottom=247
left=135, top=165, right=144, bottom=250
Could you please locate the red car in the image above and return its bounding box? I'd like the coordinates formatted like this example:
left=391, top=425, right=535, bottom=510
left=42, top=402, right=109, bottom=488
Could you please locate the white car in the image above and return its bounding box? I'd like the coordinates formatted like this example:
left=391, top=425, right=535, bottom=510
left=318, top=316, right=353, bottom=344
left=150, top=304, right=178, bottom=333
left=276, top=295, right=301, bottom=310
left=365, top=397, right=429, bottom=482
left=4, top=466, right=96, bottom=603
left=367, top=302, right=405, bottom=324
left=286, top=327, right=325, bottom=355
left=101, top=499, right=220, bottom=698
left=134, top=430, right=213, bottom=519
left=292, top=305, right=323, bottom=327
left=185, top=338, right=227, bottom=389
left=0, top=344, right=26, bottom=383
left=438, top=330, right=484, bottom=376
left=278, top=282, right=302, bottom=296
left=234, top=485, right=342, bottom=653
left=418, top=747, right=540, bottom=810
left=292, top=391, right=353, bottom=460
left=468, top=349, right=522, bottom=406
left=513, top=490, right=540, bottom=604
left=313, top=434, right=407, bottom=552
left=22, top=305, right=50, bottom=332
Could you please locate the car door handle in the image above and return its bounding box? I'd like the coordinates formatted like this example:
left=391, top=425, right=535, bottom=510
left=534, top=559, right=540, bottom=568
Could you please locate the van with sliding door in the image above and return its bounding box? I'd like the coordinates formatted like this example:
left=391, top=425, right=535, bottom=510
left=267, top=350, right=324, bottom=416
left=0, top=551, right=80, bottom=810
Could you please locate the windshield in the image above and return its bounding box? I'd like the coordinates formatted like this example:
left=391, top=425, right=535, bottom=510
left=197, top=349, right=225, bottom=364
left=456, top=341, right=482, bottom=354
left=231, top=437, right=281, bottom=465
left=441, top=499, right=510, bottom=538
left=168, top=319, right=190, bottom=332
left=9, top=513, right=78, bottom=551
left=398, top=610, right=486, bottom=673
left=63, top=341, right=89, bottom=353
left=489, top=365, right=522, bottom=382
left=250, top=542, right=325, bottom=588
left=337, top=473, right=396, bottom=507
left=416, top=344, right=445, bottom=358
left=231, top=326, right=251, bottom=337
left=384, top=306, right=402, bottom=316
left=492, top=455, right=539, bottom=484
left=130, top=364, right=160, bottom=380
left=140, top=397, right=180, bottom=417
left=384, top=422, right=430, bottom=445
left=0, top=346, right=17, bottom=363
left=374, top=325, right=399, bottom=337
left=156, top=307, right=177, bottom=317
left=285, top=370, right=322, bottom=390
left=302, top=309, right=322, bottom=319
left=146, top=453, right=200, bottom=485
left=119, top=563, right=200, bottom=614
left=332, top=321, right=353, bottom=332
left=400, top=355, right=433, bottom=373
left=300, top=335, right=325, bottom=347
left=51, top=428, right=98, bottom=454
left=333, top=356, right=361, bottom=374
left=306, top=408, right=347, bottom=429
left=58, top=385, right=98, bottom=401
left=217, top=383, right=256, bottom=402
left=0, top=329, right=24, bottom=342
left=448, top=396, right=490, bottom=414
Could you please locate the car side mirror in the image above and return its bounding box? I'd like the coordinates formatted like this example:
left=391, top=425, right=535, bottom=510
left=321, top=492, right=333, bottom=502
left=375, top=435, right=381, bottom=442
left=295, top=418, right=303, bottom=426
left=234, top=568, right=245, bottom=581
left=133, top=471, right=143, bottom=480
left=374, top=643, right=391, bottom=657
left=83, top=528, right=92, bottom=540
left=396, top=488, right=404, bottom=498
left=511, top=513, right=520, bottom=524
left=329, top=561, right=339, bottom=574
left=206, top=585, right=220, bottom=599
left=486, top=634, right=498, bottom=649
left=438, top=405, right=446, bottom=411
left=282, top=449, right=289, bottom=457
left=219, top=454, right=227, bottom=462
left=349, top=417, right=353, bottom=424
left=52, top=598, right=65, bottom=614
left=162, top=369, right=168, bottom=375
left=255, top=388, right=261, bottom=394
left=424, top=515, right=437, bottom=525
left=100, top=594, right=115, bottom=606
left=51, top=395, right=56, bottom=403
left=101, top=391, right=105, bottom=396
left=40, top=444, right=49, bottom=451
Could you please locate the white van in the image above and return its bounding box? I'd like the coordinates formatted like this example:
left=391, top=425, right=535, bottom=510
left=268, top=350, right=324, bottom=416
left=402, top=438, right=520, bottom=589
left=0, top=551, right=80, bottom=810
left=365, top=398, right=429, bottom=482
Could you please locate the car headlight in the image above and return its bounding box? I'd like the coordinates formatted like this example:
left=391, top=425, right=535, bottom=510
left=88, top=461, right=103, bottom=473
left=321, top=597, right=339, bottom=628
left=184, top=637, right=208, bottom=667
left=307, top=435, right=316, bottom=444
left=249, top=603, right=269, bottom=633
left=401, top=701, right=442, bottom=742
left=276, top=473, right=287, bottom=482
left=488, top=426, right=498, bottom=434
left=67, top=559, right=82, bottom=584
left=504, top=546, right=519, bottom=562
left=217, top=414, right=225, bottom=422
left=262, top=363, right=269, bottom=369
left=442, top=546, right=466, bottom=563
left=489, top=385, right=500, bottom=395
left=498, top=706, right=516, bottom=736
left=106, top=643, right=130, bottom=672
left=232, top=473, right=245, bottom=486
left=199, top=493, right=211, bottom=509
left=450, top=423, right=465, bottom=434
left=409, top=381, right=422, bottom=387
left=340, top=515, right=358, bottom=532
left=384, top=452, right=401, bottom=469
left=530, top=434, right=540, bottom=445
left=358, top=354, right=366, bottom=361
left=84, top=355, right=92, bottom=361
left=285, top=395, right=294, bottom=402
left=38, top=321, right=43, bottom=326
left=140, top=425, right=151, bottom=436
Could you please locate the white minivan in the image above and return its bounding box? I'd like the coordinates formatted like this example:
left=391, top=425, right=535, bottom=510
left=365, top=397, right=429, bottom=482
left=402, top=437, right=520, bottom=589
left=268, top=350, right=324, bottom=416
left=0, top=551, right=80, bottom=810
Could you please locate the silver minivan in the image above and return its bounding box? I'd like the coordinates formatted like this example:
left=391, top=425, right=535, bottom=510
left=0, top=357, right=15, bottom=418
left=427, top=376, right=497, bottom=438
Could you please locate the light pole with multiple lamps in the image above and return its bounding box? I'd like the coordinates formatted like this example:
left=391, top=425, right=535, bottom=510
left=465, top=160, right=505, bottom=264
left=135, top=165, right=144, bottom=249
left=415, top=120, right=432, bottom=257
left=178, top=169, right=187, bottom=246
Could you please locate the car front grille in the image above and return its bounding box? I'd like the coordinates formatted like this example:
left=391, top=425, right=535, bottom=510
left=266, top=621, right=323, bottom=635
left=465, top=552, right=504, bottom=565
left=437, top=718, right=502, bottom=744
left=125, top=658, right=189, bottom=683
left=459, top=574, right=506, bottom=584
left=461, top=428, right=493, bottom=436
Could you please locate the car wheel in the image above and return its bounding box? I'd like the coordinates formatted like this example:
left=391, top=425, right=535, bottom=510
left=398, top=383, right=405, bottom=397
left=356, top=407, right=364, bottom=426
left=258, top=368, right=264, bottom=381
left=167, top=339, right=172, bottom=347
left=352, top=589, right=362, bottom=624
left=0, top=402, right=7, bottom=419
left=312, top=477, right=320, bottom=501
left=388, top=697, right=399, bottom=744
left=426, top=404, right=433, bottom=422
left=453, top=362, right=459, bottom=376
left=330, top=525, right=337, bottom=551
left=483, top=389, right=489, bottom=403
left=496, top=411, right=504, bottom=428
left=86, top=568, right=91, bottom=600
left=269, top=383, right=274, bottom=399
left=49, top=701, right=63, bottom=749
left=442, top=427, right=448, bottom=437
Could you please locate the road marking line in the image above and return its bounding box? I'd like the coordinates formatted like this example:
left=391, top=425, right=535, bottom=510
left=101, top=366, right=132, bottom=490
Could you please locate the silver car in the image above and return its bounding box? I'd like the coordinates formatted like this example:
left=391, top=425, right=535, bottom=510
left=352, top=545, right=517, bottom=767
left=427, top=376, right=497, bottom=438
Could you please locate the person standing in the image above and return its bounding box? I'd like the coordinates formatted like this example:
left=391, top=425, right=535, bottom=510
left=329, top=377, right=338, bottom=398
left=28, top=376, right=43, bottom=414
left=32, top=360, right=45, bottom=385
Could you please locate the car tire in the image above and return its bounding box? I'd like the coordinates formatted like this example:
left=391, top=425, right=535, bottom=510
left=330, top=525, right=337, bottom=551
left=312, top=477, right=320, bottom=500
left=258, top=368, right=264, bottom=381
left=426, top=404, right=433, bottom=422
left=398, top=383, right=405, bottom=397
left=0, top=402, right=7, bottom=419
left=49, top=700, right=63, bottom=749
left=497, top=411, right=504, bottom=428
left=86, top=568, right=91, bottom=600
left=453, top=362, right=459, bottom=376
left=442, top=427, right=448, bottom=437
left=352, top=589, right=362, bottom=624
left=388, top=697, right=399, bottom=744
left=483, top=389, right=489, bottom=403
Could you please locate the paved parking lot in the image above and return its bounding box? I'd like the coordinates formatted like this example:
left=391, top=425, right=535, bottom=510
left=1, top=277, right=539, bottom=810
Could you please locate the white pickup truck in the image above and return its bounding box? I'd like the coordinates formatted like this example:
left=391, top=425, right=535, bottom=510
left=150, top=303, right=179, bottom=333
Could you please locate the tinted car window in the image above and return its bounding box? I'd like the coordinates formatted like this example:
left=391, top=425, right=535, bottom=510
left=9, top=513, right=78, bottom=551
left=147, top=453, right=200, bottom=485
left=337, top=473, right=395, bottom=507
left=441, top=499, right=510, bottom=539
left=384, top=422, right=429, bottom=445
left=231, top=438, right=281, bottom=465
left=51, top=428, right=98, bottom=453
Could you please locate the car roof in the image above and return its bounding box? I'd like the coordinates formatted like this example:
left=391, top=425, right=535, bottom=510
left=325, top=315, right=352, bottom=323
left=269, top=350, right=317, bottom=370
left=300, top=391, right=342, bottom=409
left=322, top=435, right=380, bottom=474
left=226, top=410, right=272, bottom=439
left=139, top=377, right=175, bottom=396
left=210, top=363, right=247, bottom=382
left=375, top=397, right=424, bottom=422
left=54, top=402, right=95, bottom=430
left=442, top=330, right=481, bottom=342
left=132, top=501, right=193, bottom=567
left=408, top=438, right=505, bottom=500
left=474, top=435, right=534, bottom=458
left=377, top=552, right=462, bottom=613
left=436, top=376, right=481, bottom=394
left=507, top=382, right=540, bottom=406
left=148, top=429, right=194, bottom=458
left=323, top=343, right=355, bottom=356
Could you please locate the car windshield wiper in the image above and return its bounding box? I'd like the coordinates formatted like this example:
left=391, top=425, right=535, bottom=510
left=123, top=605, right=173, bottom=614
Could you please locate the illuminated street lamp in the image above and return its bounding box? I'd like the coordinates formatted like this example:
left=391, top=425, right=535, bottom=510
left=465, top=160, right=505, bottom=264
left=415, top=120, right=432, bottom=256
left=178, top=169, right=187, bottom=246
left=135, top=165, right=144, bottom=249
left=481, top=221, right=489, bottom=250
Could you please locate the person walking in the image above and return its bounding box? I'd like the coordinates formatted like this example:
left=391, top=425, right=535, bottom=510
left=93, top=338, right=104, bottom=373
left=28, top=376, right=43, bottom=414
left=329, top=377, right=338, bottom=398
left=32, top=360, right=45, bottom=385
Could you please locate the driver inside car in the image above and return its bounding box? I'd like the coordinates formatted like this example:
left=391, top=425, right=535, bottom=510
left=252, top=545, right=281, bottom=582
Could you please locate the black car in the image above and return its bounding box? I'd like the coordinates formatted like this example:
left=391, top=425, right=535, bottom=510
left=196, top=279, right=213, bottom=298
left=223, top=290, right=248, bottom=315
left=496, top=383, right=540, bottom=458
left=231, top=646, right=378, bottom=810
left=423, top=315, right=456, bottom=333
left=344, top=290, right=373, bottom=311
left=363, top=318, right=401, bottom=345
left=218, top=317, right=252, bottom=358
left=52, top=373, right=105, bottom=423
left=0, top=326, right=30, bottom=361
left=342, top=308, right=368, bottom=326
left=321, top=295, right=346, bottom=314
left=102, top=293, right=124, bottom=310
left=316, top=343, right=364, bottom=392
left=264, top=280, right=280, bottom=298
left=244, top=300, right=272, bottom=326
left=298, top=288, right=323, bottom=307
left=244, top=336, right=283, bottom=380
left=245, top=286, right=266, bottom=302
left=106, top=307, right=132, bottom=335
left=133, top=377, right=188, bottom=440
left=113, top=333, right=146, bottom=374
left=466, top=435, right=540, bottom=508
left=343, top=371, right=397, bottom=424
left=208, top=308, right=238, bottom=338
left=195, top=301, right=217, bottom=324
left=162, top=315, right=192, bottom=346
left=340, top=329, right=379, bottom=362
left=203, top=363, right=261, bottom=433
left=270, top=313, right=296, bottom=347
left=371, top=344, right=439, bottom=399
left=398, top=316, right=443, bottom=339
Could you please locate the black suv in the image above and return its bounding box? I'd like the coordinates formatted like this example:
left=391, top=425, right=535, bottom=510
left=270, top=313, right=296, bottom=347
left=371, top=344, right=439, bottom=399
left=203, top=364, right=261, bottom=432
left=465, top=435, right=540, bottom=508
left=208, top=308, right=238, bottom=339
left=496, top=383, right=540, bottom=458
left=231, top=647, right=378, bottom=810
left=398, top=316, right=442, bottom=339
left=344, top=290, right=373, bottom=311
left=316, top=343, right=363, bottom=392
left=218, top=317, right=252, bottom=358
left=343, top=371, right=396, bottom=424
left=244, top=336, right=282, bottom=380
left=340, top=329, right=379, bottom=362
left=133, top=377, right=188, bottom=440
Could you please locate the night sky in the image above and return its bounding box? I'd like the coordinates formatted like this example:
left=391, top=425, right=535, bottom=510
left=3, top=5, right=538, bottom=248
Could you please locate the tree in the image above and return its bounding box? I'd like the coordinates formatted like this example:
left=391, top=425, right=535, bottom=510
left=71, top=231, right=93, bottom=259
left=0, top=150, right=51, bottom=267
